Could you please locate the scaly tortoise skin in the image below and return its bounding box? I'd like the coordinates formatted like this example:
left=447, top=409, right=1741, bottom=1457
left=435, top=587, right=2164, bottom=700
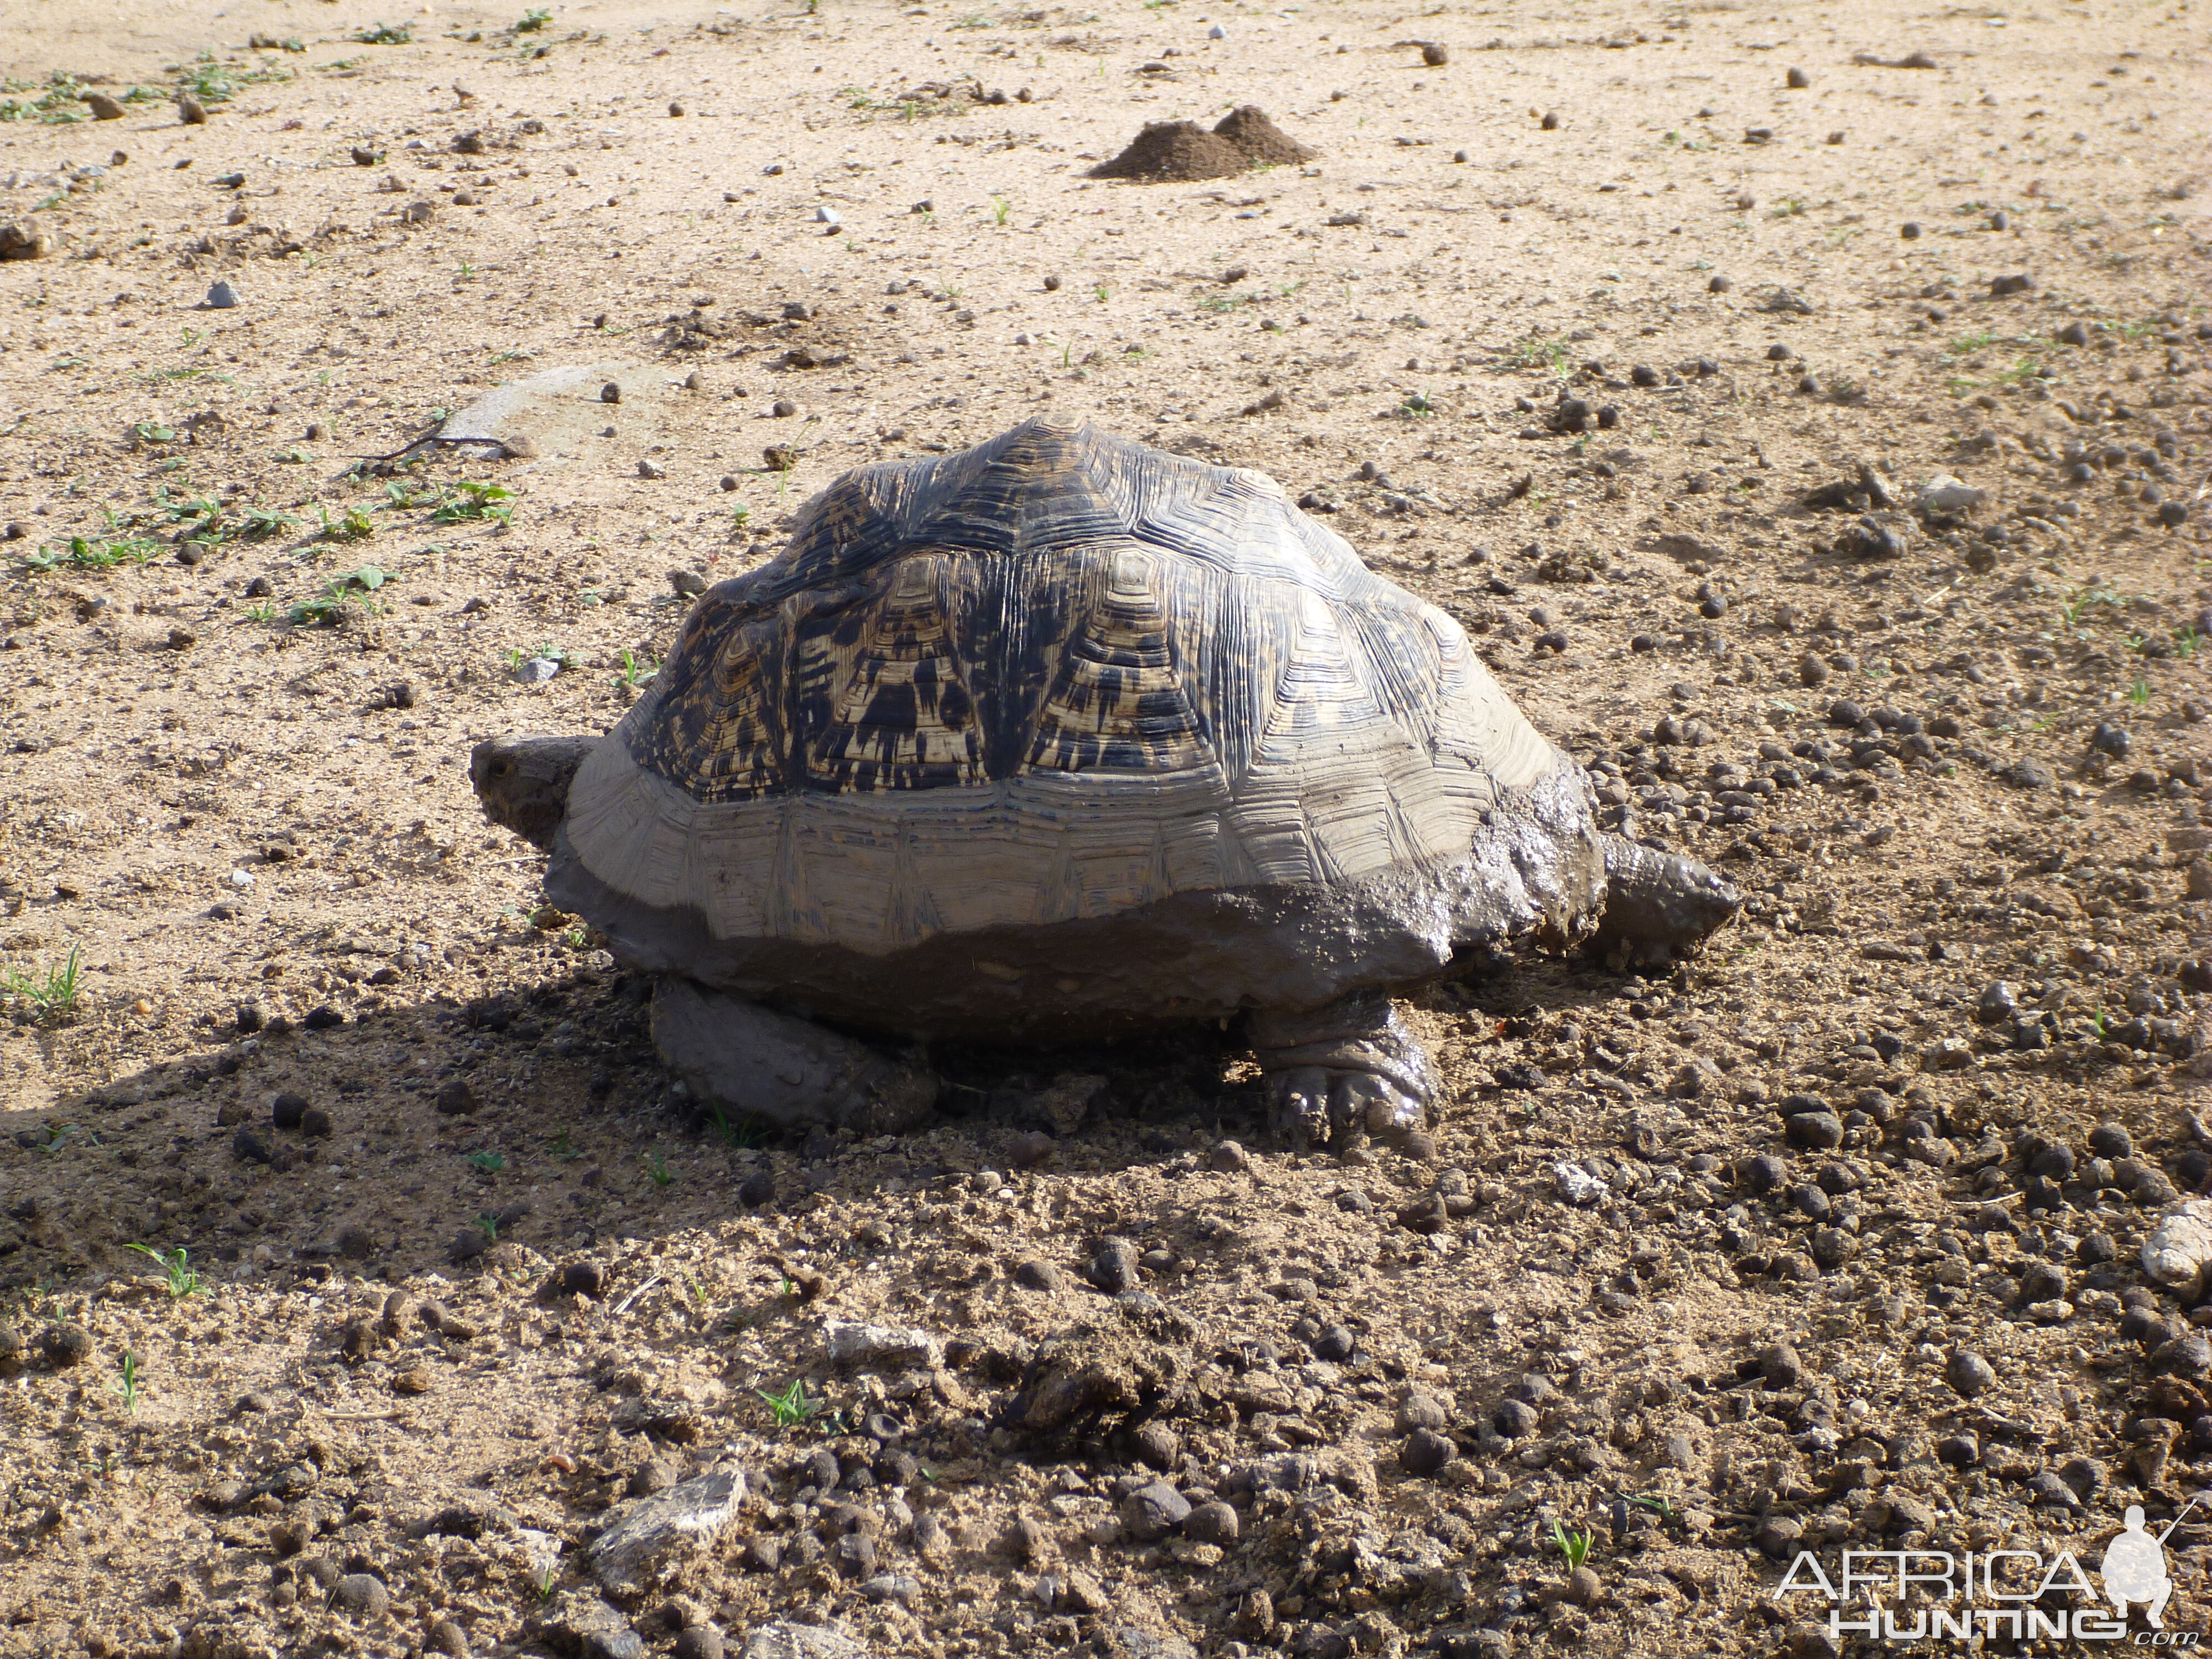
left=472, top=417, right=1739, bottom=1146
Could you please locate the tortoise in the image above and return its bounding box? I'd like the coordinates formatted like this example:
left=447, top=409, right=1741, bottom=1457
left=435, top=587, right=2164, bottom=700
left=472, top=418, right=1738, bottom=1147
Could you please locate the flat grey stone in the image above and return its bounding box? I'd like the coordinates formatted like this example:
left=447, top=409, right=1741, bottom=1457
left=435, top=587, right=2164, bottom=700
left=824, top=1319, right=942, bottom=1371
left=741, top=1625, right=870, bottom=1659
left=588, top=1468, right=745, bottom=1594
left=553, top=1596, right=643, bottom=1659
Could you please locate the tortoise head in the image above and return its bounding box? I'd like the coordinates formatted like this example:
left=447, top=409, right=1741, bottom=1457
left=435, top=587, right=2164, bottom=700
left=469, top=734, right=603, bottom=851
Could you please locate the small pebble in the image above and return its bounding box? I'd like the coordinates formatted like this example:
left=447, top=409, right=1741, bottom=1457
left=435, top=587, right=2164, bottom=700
left=331, top=1575, right=390, bottom=1619
left=601, top=382, right=621, bottom=404
left=1400, top=1427, right=1455, bottom=1476
left=205, top=280, right=239, bottom=309
left=1945, top=1350, right=1996, bottom=1399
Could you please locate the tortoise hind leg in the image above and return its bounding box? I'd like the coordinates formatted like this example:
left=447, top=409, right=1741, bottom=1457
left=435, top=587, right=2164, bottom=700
left=650, top=978, right=940, bottom=1135
left=1248, top=990, right=1436, bottom=1152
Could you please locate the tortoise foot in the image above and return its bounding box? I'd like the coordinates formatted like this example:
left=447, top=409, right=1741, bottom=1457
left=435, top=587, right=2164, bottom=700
left=1594, top=833, right=1742, bottom=969
left=1249, top=992, right=1436, bottom=1151
left=650, top=978, right=938, bottom=1135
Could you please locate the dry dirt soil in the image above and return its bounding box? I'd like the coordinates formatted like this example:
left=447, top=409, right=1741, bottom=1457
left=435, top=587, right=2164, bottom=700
left=2, top=0, right=2211, bottom=1656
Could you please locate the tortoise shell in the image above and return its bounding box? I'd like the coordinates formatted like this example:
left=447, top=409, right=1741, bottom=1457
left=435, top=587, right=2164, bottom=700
left=551, top=418, right=1601, bottom=1033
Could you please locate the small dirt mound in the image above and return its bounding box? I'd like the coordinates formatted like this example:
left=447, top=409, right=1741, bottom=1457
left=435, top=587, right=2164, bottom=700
left=1089, top=119, right=1249, bottom=182
left=1213, top=105, right=1317, bottom=165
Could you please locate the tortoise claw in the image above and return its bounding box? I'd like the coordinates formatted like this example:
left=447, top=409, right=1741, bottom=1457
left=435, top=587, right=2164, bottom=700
left=1251, top=993, right=1437, bottom=1152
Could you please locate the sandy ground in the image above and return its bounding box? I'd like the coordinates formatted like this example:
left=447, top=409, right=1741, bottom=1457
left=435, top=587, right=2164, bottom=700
left=2, top=0, right=2210, bottom=1655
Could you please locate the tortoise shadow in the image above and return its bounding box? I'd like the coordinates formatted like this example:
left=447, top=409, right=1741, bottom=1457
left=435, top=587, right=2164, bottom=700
left=0, top=932, right=1700, bottom=1299
left=0, top=968, right=1271, bottom=1297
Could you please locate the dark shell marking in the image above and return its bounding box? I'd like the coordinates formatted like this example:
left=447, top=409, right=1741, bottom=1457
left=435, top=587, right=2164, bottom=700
left=635, top=419, right=1496, bottom=802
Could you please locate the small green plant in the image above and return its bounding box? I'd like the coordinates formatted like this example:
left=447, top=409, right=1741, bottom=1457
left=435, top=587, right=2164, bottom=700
left=238, top=504, right=299, bottom=540
left=546, top=1130, right=583, bottom=1160
left=2130, top=676, right=2151, bottom=707
left=2176, top=625, right=2203, bottom=658
left=464, top=1150, right=508, bottom=1175
left=2061, top=583, right=2124, bottom=627
left=456, top=262, right=477, bottom=280
left=755, top=1378, right=823, bottom=1431
left=291, top=566, right=387, bottom=625
left=353, top=21, right=413, bottom=44
left=316, top=503, right=375, bottom=542
left=171, top=49, right=293, bottom=106
left=514, top=7, right=553, bottom=30
left=241, top=600, right=281, bottom=623
left=529, top=1558, right=557, bottom=1602
left=490, top=348, right=534, bottom=365
left=1093, top=283, right=1109, bottom=304
left=1505, top=332, right=1569, bottom=374
left=110, top=1352, right=143, bottom=1415
left=472, top=1212, right=502, bottom=1240
left=1948, top=328, right=1999, bottom=357
left=1550, top=1518, right=1593, bottom=1570
left=707, top=1102, right=766, bottom=1149
left=992, top=196, right=1011, bottom=226
left=126, top=1244, right=205, bottom=1300
left=4, top=945, right=84, bottom=1024
left=642, top=1148, right=677, bottom=1188
left=612, top=648, right=658, bottom=690
left=504, top=641, right=574, bottom=671
left=729, top=503, right=752, bottom=529
left=15, top=535, right=162, bottom=573
left=1401, top=388, right=1436, bottom=418
left=32, top=1124, right=78, bottom=1155
left=431, top=481, right=514, bottom=525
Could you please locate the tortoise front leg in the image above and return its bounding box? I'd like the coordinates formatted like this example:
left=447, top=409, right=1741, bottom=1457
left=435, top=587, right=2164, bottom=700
left=651, top=978, right=939, bottom=1135
left=1248, top=990, right=1437, bottom=1152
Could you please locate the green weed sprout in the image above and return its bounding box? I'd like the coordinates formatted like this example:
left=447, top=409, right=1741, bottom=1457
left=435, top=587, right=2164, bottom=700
left=755, top=1378, right=823, bottom=1430
left=126, top=1244, right=205, bottom=1299
left=111, top=1353, right=143, bottom=1414
left=643, top=1148, right=677, bottom=1187
left=1550, top=1518, right=1593, bottom=1570
left=4, top=945, right=84, bottom=1023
